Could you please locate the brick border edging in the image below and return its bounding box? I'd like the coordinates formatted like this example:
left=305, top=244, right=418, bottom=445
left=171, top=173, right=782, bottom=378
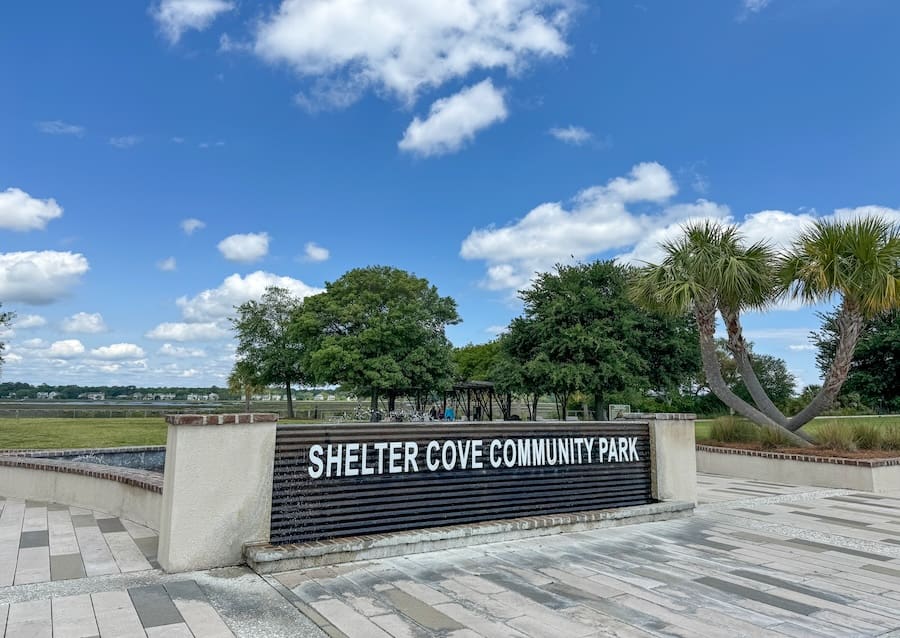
left=0, top=445, right=165, bottom=457
left=0, top=453, right=164, bottom=492
left=696, top=444, right=900, bottom=468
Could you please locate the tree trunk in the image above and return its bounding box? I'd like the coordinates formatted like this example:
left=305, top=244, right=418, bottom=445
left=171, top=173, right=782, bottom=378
left=787, top=301, right=864, bottom=431
left=370, top=389, right=378, bottom=422
left=285, top=380, right=294, bottom=419
left=531, top=394, right=539, bottom=421
left=720, top=306, right=789, bottom=426
left=694, top=304, right=810, bottom=447
left=244, top=388, right=251, bottom=414
left=594, top=391, right=604, bottom=421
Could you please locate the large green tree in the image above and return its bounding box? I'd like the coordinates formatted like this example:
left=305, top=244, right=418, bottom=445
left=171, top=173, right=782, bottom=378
left=296, top=266, right=460, bottom=416
left=514, top=260, right=700, bottom=420
left=231, top=286, right=307, bottom=418
left=453, top=341, right=501, bottom=381
left=813, top=309, right=900, bottom=412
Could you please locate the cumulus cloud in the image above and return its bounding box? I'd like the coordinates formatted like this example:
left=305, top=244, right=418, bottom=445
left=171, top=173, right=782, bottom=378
left=252, top=0, right=570, bottom=106
left=4, top=352, right=23, bottom=364
left=15, top=314, right=46, bottom=329
left=176, top=271, right=322, bottom=322
left=145, top=322, right=230, bottom=341
left=788, top=344, right=816, bottom=352
left=460, top=162, right=678, bottom=289
left=61, top=312, right=108, bottom=334
left=151, top=0, right=235, bottom=43
left=399, top=80, right=508, bottom=157
left=46, top=339, right=85, bottom=358
left=549, top=125, right=591, bottom=145
left=159, top=343, right=207, bottom=358
left=461, top=161, right=900, bottom=295
left=0, top=188, right=64, bottom=231
left=158, top=256, right=177, bottom=271
left=217, top=232, right=270, bottom=263
left=90, top=343, right=146, bottom=360
left=0, top=251, right=89, bottom=304
left=303, top=242, right=330, bottom=262
left=181, top=218, right=206, bottom=235
left=108, top=135, right=142, bottom=149
left=36, top=120, right=85, bottom=136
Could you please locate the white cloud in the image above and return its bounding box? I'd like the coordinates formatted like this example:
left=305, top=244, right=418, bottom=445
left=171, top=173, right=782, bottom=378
left=20, top=338, right=45, bottom=349
left=743, top=0, right=771, bottom=13
left=109, top=135, right=142, bottom=149
left=46, top=339, right=85, bottom=358
left=253, top=0, right=570, bottom=106
left=399, top=80, right=507, bottom=157
left=485, top=325, right=508, bottom=336
left=181, top=218, right=206, bottom=235
left=158, top=256, right=177, bottom=271
left=176, top=271, right=322, bottom=323
left=159, top=343, right=207, bottom=358
left=152, top=0, right=235, bottom=44
left=15, top=314, right=46, bottom=329
left=4, top=352, right=23, bottom=364
left=145, top=322, right=230, bottom=341
left=0, top=188, right=63, bottom=231
left=171, top=136, right=185, bottom=144
left=36, top=120, right=85, bottom=136
left=0, top=251, right=89, bottom=304
left=61, top=312, right=108, bottom=334
left=218, top=232, right=270, bottom=263
left=461, top=161, right=900, bottom=295
left=549, top=125, right=591, bottom=145
left=303, top=242, right=330, bottom=262
left=788, top=344, right=816, bottom=352
left=90, top=343, right=146, bottom=360
left=460, top=162, right=678, bottom=289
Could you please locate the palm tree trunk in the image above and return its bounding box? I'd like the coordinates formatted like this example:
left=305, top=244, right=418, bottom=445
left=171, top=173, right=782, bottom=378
left=786, top=302, right=864, bottom=431
left=695, top=304, right=810, bottom=447
left=719, top=307, right=790, bottom=426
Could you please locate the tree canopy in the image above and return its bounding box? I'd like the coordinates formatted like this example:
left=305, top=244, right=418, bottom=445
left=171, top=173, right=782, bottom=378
left=296, top=266, right=460, bottom=411
left=231, top=286, right=307, bottom=418
left=814, top=309, right=900, bottom=412
left=505, top=260, right=700, bottom=419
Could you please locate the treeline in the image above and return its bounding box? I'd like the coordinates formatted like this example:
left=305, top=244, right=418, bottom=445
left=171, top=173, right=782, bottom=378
left=230, top=261, right=809, bottom=420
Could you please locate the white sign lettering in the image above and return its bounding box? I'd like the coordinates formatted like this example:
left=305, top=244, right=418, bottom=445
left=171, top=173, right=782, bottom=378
left=307, top=436, right=641, bottom=479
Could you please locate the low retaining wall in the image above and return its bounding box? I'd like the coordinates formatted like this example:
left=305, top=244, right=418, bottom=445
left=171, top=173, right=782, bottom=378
left=696, top=445, right=900, bottom=493
left=0, top=451, right=163, bottom=529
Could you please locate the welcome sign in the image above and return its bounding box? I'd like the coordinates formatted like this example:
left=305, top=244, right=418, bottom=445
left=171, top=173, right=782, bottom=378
left=271, top=422, right=652, bottom=544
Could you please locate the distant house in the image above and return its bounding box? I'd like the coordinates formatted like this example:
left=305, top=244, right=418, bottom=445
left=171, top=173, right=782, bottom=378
left=36, top=391, right=59, bottom=400
left=327, top=394, right=336, bottom=401
left=86, top=392, right=105, bottom=401
left=313, top=393, right=325, bottom=401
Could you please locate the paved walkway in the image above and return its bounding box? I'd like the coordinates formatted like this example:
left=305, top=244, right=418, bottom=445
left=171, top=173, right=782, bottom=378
left=4, top=476, right=900, bottom=636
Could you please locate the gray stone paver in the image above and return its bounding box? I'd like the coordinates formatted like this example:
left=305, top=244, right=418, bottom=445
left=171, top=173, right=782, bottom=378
left=267, top=474, right=900, bottom=637
left=5, top=475, right=900, bottom=636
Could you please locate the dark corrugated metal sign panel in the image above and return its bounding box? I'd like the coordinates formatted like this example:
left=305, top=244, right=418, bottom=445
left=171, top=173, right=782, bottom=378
left=270, top=422, right=652, bottom=544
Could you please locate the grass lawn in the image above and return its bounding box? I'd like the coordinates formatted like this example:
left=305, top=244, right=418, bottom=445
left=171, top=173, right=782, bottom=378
left=0, top=418, right=168, bottom=450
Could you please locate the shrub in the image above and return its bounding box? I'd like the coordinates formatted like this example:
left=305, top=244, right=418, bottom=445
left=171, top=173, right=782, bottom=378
left=759, top=427, right=794, bottom=450
left=708, top=416, right=759, bottom=443
left=881, top=425, right=900, bottom=451
left=852, top=423, right=882, bottom=450
left=814, top=422, right=856, bottom=452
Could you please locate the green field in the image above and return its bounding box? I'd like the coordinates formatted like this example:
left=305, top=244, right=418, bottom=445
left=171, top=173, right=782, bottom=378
left=2, top=414, right=899, bottom=451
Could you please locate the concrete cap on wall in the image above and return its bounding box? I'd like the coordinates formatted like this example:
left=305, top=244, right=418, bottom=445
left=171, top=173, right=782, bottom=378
left=164, top=413, right=279, bottom=426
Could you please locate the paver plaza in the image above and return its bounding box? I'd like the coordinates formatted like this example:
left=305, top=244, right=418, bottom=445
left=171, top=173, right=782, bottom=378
left=3, top=474, right=900, bottom=637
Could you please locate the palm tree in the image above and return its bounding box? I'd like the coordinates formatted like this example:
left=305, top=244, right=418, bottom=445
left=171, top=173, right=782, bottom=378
left=228, top=360, right=265, bottom=413
left=779, top=217, right=900, bottom=430
left=631, top=221, right=810, bottom=446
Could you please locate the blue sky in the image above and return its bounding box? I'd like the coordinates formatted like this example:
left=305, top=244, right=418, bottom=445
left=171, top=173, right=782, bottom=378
left=1, top=0, right=898, bottom=389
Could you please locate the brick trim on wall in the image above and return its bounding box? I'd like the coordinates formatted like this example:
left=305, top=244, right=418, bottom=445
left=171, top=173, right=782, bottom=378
left=696, top=444, right=900, bottom=468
